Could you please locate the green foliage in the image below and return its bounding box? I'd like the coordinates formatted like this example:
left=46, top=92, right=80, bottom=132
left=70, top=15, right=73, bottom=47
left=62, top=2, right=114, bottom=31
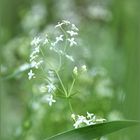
left=46, top=121, right=140, bottom=140
left=0, top=0, right=140, bottom=140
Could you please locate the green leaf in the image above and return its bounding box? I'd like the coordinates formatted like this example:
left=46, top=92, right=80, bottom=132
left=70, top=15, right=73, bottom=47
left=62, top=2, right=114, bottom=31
left=46, top=120, right=140, bottom=140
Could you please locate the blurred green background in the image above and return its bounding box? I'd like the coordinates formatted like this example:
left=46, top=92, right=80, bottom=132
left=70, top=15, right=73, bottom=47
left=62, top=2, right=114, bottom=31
left=0, top=0, right=140, bottom=140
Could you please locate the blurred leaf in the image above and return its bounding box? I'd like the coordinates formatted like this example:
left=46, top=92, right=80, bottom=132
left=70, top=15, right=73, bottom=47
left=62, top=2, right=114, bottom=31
left=46, top=120, right=140, bottom=140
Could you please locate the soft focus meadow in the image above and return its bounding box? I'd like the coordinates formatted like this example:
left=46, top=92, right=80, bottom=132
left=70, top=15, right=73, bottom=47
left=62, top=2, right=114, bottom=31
left=0, top=0, right=140, bottom=140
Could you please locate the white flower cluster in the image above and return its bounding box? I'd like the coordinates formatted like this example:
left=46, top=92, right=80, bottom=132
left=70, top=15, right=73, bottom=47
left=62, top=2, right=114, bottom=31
left=40, top=71, right=56, bottom=106
left=28, top=36, right=44, bottom=80
left=27, top=20, right=80, bottom=109
left=50, top=20, right=79, bottom=62
left=71, top=112, right=106, bottom=128
left=73, top=65, right=87, bottom=76
left=28, top=20, right=79, bottom=80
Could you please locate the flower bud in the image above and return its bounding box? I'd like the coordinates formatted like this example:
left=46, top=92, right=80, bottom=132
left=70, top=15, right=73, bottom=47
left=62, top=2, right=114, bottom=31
left=81, top=65, right=87, bottom=72
left=73, top=66, right=78, bottom=76
left=71, top=113, right=76, bottom=120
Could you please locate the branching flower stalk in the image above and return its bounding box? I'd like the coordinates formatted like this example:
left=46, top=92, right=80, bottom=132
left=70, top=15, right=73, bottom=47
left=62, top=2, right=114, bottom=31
left=28, top=20, right=106, bottom=129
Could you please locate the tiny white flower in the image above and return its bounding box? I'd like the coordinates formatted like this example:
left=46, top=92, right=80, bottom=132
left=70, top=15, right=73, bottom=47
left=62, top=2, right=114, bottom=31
left=73, top=121, right=80, bottom=129
left=71, top=113, right=76, bottom=120
left=56, top=35, right=64, bottom=42
left=67, top=38, right=77, bottom=46
left=81, top=65, right=87, bottom=72
left=43, top=38, right=49, bottom=45
left=42, top=95, right=56, bottom=106
left=30, top=54, right=38, bottom=62
left=73, top=66, right=78, bottom=76
left=47, top=83, right=56, bottom=93
left=34, top=46, right=40, bottom=53
left=59, top=50, right=64, bottom=55
left=31, top=61, right=37, bottom=68
left=67, top=30, right=78, bottom=36
left=71, top=24, right=79, bottom=31
left=50, top=46, right=59, bottom=53
left=87, top=112, right=94, bottom=119
left=55, top=22, right=64, bottom=28
left=62, top=20, right=71, bottom=25
left=73, top=115, right=86, bottom=128
left=51, top=42, right=57, bottom=47
left=31, top=37, right=41, bottom=46
left=77, top=115, right=86, bottom=122
left=30, top=60, right=43, bottom=69
left=83, top=119, right=91, bottom=125
left=28, top=70, right=35, bottom=80
left=19, top=63, right=31, bottom=72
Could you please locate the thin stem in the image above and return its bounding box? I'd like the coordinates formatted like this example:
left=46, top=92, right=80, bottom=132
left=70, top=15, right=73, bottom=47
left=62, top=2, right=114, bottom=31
left=55, top=70, right=67, bottom=97
left=60, top=27, right=68, bottom=52
left=68, top=78, right=76, bottom=97
left=58, top=53, right=62, bottom=71
left=40, top=48, right=55, bottom=70
left=68, top=99, right=73, bottom=113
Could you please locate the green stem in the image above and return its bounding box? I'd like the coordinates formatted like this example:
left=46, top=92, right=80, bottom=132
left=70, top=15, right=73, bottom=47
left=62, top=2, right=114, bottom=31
left=60, top=27, right=68, bottom=52
left=68, top=78, right=76, bottom=97
left=68, top=99, right=73, bottom=113
left=55, top=70, right=67, bottom=97
left=58, top=53, right=62, bottom=71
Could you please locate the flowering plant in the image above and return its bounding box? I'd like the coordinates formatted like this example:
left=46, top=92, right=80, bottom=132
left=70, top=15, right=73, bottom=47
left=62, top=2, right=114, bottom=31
left=26, top=20, right=139, bottom=140
left=28, top=20, right=106, bottom=129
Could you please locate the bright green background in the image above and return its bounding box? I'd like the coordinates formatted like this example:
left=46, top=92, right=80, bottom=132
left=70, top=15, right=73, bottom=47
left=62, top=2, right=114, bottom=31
left=0, top=0, right=140, bottom=140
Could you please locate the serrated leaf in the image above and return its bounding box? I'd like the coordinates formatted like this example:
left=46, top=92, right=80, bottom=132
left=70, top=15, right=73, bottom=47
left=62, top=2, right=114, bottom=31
left=46, top=120, right=140, bottom=140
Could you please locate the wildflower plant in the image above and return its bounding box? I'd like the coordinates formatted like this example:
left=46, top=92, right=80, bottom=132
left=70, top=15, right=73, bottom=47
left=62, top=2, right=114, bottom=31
left=25, top=20, right=140, bottom=140
left=27, top=20, right=106, bottom=129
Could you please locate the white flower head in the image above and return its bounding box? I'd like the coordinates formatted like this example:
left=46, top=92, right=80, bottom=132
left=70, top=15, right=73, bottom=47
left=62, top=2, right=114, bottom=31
left=62, top=20, right=71, bottom=25
left=19, top=63, right=31, bottom=72
left=31, top=37, right=41, bottom=46
left=71, top=113, right=76, bottom=120
left=47, top=83, right=56, bottom=93
left=81, top=65, right=87, bottom=72
left=34, top=46, right=40, bottom=53
left=67, top=30, right=78, bottom=36
left=71, top=24, right=79, bottom=31
left=55, top=22, right=64, bottom=28
left=87, top=112, right=94, bottom=119
left=73, top=115, right=86, bottom=128
left=28, top=70, right=35, bottom=80
left=30, top=54, right=38, bottom=62
left=73, top=66, right=78, bottom=76
left=42, top=94, right=56, bottom=106
left=56, top=35, right=64, bottom=42
left=67, top=38, right=77, bottom=47
left=39, top=84, right=47, bottom=93
left=43, top=38, right=49, bottom=45
left=31, top=60, right=43, bottom=69
left=72, top=112, right=105, bottom=128
left=51, top=42, right=57, bottom=47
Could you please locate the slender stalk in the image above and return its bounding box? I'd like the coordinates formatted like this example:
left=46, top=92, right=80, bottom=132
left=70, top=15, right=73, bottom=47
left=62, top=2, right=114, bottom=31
left=58, top=53, right=62, bottom=71
left=68, top=99, right=73, bottom=113
left=68, top=78, right=76, bottom=97
left=60, top=27, right=68, bottom=52
left=55, top=70, right=67, bottom=97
